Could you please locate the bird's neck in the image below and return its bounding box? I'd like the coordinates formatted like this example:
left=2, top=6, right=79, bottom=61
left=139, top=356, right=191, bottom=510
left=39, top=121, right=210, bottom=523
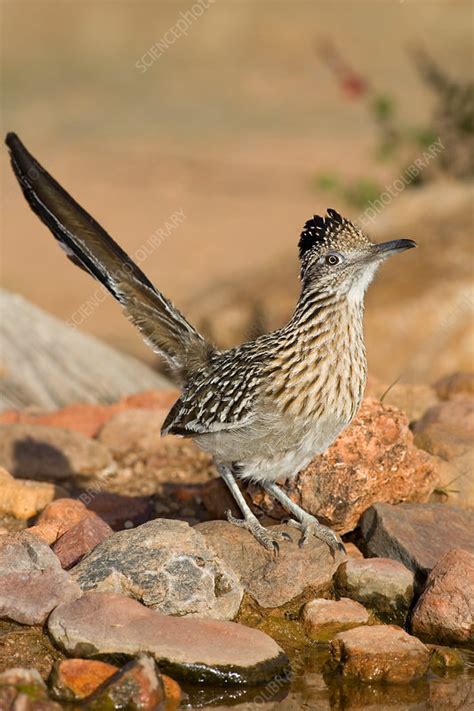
left=267, top=286, right=367, bottom=420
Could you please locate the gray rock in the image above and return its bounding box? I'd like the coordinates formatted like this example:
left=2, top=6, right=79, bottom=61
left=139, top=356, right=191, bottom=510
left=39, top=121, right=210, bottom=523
left=195, top=520, right=342, bottom=608
left=70, top=519, right=243, bottom=620
left=0, top=423, right=113, bottom=483
left=0, top=288, right=172, bottom=411
left=0, top=533, right=81, bottom=625
left=48, top=592, right=289, bottom=685
left=334, top=557, right=414, bottom=625
left=360, top=503, right=474, bottom=584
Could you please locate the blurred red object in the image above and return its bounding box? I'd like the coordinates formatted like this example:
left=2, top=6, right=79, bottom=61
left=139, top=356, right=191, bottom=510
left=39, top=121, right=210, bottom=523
left=317, top=38, right=369, bottom=99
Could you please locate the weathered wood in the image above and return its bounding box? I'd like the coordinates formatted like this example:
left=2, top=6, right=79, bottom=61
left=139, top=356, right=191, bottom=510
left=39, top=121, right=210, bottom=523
left=0, top=289, right=172, bottom=411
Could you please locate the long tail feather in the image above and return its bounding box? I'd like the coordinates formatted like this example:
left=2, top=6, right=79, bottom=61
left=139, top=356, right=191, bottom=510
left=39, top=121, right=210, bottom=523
left=5, top=133, right=214, bottom=382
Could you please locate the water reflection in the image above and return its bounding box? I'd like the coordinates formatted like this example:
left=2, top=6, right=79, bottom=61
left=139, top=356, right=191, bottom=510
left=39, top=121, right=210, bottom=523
left=183, top=646, right=474, bottom=710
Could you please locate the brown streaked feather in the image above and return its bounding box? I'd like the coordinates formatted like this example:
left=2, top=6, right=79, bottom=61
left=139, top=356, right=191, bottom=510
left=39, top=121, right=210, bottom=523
left=5, top=133, right=214, bottom=382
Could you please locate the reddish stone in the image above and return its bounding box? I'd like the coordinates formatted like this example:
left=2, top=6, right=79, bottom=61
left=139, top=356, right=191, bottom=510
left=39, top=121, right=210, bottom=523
left=412, top=549, right=474, bottom=648
left=53, top=515, right=113, bottom=569
left=344, top=543, right=364, bottom=559
left=51, top=659, right=118, bottom=700
left=276, top=398, right=440, bottom=534
left=329, top=625, right=430, bottom=683
left=334, top=557, right=414, bottom=625
left=0, top=390, right=179, bottom=438
left=0, top=423, right=113, bottom=482
left=162, top=675, right=181, bottom=710
left=121, top=390, right=179, bottom=411
left=82, top=655, right=165, bottom=710
left=0, top=532, right=81, bottom=625
left=85, top=492, right=153, bottom=530
left=302, top=598, right=369, bottom=640
left=29, top=498, right=95, bottom=545
left=434, top=372, right=474, bottom=401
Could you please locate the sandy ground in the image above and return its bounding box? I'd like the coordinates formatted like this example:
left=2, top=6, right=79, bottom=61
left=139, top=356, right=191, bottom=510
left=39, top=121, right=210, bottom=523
left=1, top=1, right=472, bottom=365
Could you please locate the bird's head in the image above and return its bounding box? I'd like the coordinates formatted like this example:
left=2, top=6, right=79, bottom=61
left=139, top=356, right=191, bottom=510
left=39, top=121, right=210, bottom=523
left=298, top=209, right=416, bottom=300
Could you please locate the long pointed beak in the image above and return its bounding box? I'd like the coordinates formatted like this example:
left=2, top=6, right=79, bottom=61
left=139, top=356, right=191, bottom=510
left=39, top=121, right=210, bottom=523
left=373, top=238, right=417, bottom=258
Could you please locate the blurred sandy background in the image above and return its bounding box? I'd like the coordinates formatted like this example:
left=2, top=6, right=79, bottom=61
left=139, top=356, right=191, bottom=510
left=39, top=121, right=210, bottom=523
left=2, top=1, right=473, bottom=382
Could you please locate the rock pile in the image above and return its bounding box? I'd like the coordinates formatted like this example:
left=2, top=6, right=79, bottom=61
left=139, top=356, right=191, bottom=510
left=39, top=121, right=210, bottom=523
left=0, top=376, right=472, bottom=707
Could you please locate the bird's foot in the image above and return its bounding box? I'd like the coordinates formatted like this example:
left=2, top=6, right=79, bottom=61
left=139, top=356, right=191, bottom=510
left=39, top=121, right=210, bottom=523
left=225, top=510, right=291, bottom=554
left=287, top=514, right=345, bottom=557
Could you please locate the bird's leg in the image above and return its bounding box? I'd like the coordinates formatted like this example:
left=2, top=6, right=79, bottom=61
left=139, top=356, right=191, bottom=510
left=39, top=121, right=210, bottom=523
left=217, top=465, right=291, bottom=554
left=263, top=481, right=345, bottom=555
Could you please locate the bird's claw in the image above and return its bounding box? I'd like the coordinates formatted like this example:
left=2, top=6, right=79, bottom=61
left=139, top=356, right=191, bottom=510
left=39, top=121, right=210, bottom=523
left=287, top=517, right=345, bottom=557
left=225, top=510, right=290, bottom=554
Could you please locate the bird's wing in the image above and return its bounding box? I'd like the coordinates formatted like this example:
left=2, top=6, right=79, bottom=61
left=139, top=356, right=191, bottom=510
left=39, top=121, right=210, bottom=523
left=161, top=348, right=260, bottom=436
left=5, top=133, right=214, bottom=383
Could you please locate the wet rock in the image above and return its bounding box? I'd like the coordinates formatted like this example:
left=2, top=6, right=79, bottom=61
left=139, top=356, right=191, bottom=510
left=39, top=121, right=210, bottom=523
left=0, top=668, right=62, bottom=710
left=53, top=515, right=113, bottom=569
left=435, top=372, right=474, bottom=401
left=161, top=674, right=182, bottom=710
left=48, top=592, right=289, bottom=685
left=28, top=498, right=96, bottom=545
left=0, top=532, right=81, bottom=624
left=80, top=654, right=165, bottom=711
left=429, top=645, right=465, bottom=673
left=276, top=399, right=440, bottom=534
left=71, top=519, right=243, bottom=620
left=0, top=423, right=113, bottom=483
left=329, top=625, right=430, bottom=683
left=414, top=399, right=474, bottom=507
left=49, top=658, right=118, bottom=700
left=0, top=467, right=58, bottom=520
left=0, top=623, right=64, bottom=679
left=334, top=557, right=414, bottom=625
left=302, top=598, right=369, bottom=641
left=427, top=673, right=474, bottom=709
left=360, top=502, right=474, bottom=583
left=195, top=520, right=341, bottom=608
left=412, top=549, right=474, bottom=648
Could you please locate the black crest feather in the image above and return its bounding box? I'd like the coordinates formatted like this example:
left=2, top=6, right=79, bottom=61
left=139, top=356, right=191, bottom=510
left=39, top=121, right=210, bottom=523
left=298, top=208, right=344, bottom=259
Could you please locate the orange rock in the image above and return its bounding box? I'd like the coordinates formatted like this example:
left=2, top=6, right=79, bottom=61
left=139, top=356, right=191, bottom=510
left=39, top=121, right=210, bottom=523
left=121, top=390, right=179, bottom=411
left=280, top=398, right=440, bottom=534
left=162, top=675, right=182, bottom=710
left=52, top=659, right=118, bottom=699
left=344, top=543, right=364, bottom=559
left=0, top=467, right=57, bottom=520
left=0, top=390, right=180, bottom=439
left=28, top=498, right=95, bottom=545
left=330, top=625, right=430, bottom=683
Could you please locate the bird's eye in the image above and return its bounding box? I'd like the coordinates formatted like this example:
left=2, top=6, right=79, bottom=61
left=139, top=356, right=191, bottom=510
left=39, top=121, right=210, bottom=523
left=326, top=252, right=343, bottom=266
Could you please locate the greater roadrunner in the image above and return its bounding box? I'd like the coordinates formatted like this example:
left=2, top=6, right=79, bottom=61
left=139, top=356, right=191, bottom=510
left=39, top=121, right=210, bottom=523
left=5, top=133, right=416, bottom=554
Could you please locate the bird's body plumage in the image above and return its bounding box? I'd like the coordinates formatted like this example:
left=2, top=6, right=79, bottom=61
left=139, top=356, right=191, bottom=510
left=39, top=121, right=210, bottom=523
left=5, top=132, right=416, bottom=553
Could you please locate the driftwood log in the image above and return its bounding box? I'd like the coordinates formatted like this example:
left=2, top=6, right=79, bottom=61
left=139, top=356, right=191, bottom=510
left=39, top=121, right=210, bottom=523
left=0, top=289, right=172, bottom=411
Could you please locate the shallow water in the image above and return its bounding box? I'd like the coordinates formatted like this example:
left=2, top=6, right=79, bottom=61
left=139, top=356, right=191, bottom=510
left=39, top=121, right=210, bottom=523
left=181, top=645, right=474, bottom=710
